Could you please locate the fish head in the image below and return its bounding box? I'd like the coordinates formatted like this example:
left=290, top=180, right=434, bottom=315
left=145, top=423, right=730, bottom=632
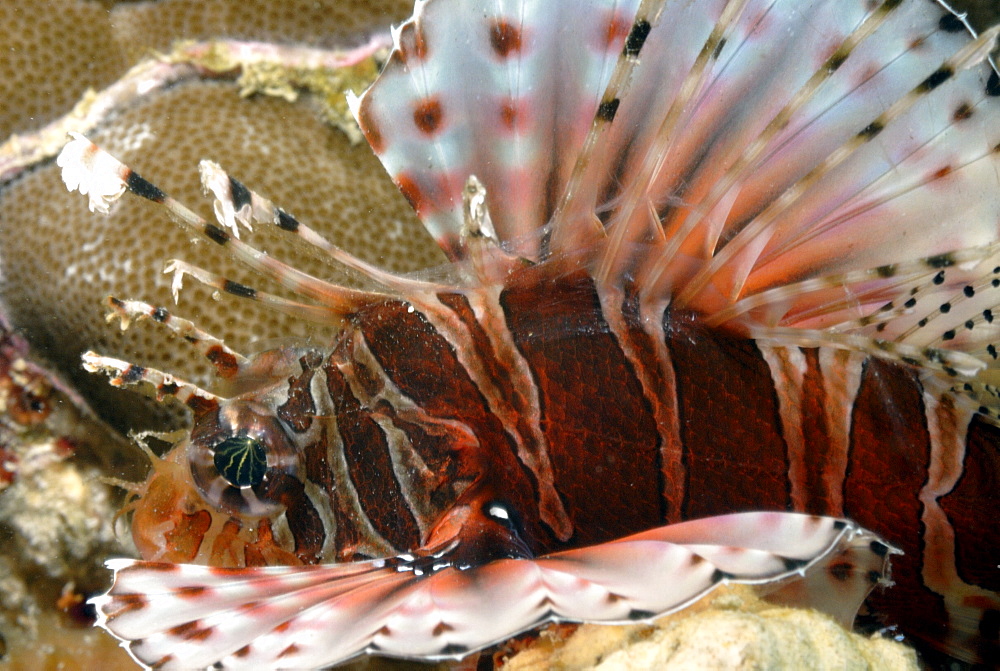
left=122, top=347, right=325, bottom=567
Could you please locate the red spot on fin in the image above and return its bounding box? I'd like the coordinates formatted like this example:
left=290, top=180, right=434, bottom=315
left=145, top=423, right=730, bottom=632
left=601, top=11, right=632, bottom=50
left=413, top=97, right=444, bottom=135
left=490, top=19, right=523, bottom=58
left=500, top=97, right=530, bottom=132
left=394, top=173, right=426, bottom=215
left=356, top=96, right=385, bottom=154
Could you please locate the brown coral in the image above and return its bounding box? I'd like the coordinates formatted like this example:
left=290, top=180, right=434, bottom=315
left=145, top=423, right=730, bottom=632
left=0, top=0, right=415, bottom=138
left=0, top=1, right=434, bottom=664
left=0, top=0, right=443, bottom=432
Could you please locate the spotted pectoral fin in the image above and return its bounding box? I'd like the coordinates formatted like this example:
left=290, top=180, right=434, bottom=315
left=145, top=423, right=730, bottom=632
left=761, top=525, right=897, bottom=628
left=91, top=513, right=889, bottom=669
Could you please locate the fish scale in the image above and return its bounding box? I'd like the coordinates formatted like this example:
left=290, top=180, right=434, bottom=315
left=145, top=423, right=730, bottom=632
left=53, top=0, right=1000, bottom=667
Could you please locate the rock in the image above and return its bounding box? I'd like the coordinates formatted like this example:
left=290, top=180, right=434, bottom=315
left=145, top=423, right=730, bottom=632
left=503, top=586, right=918, bottom=671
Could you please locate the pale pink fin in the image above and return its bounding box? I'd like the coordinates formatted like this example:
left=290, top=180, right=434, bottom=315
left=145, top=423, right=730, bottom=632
left=707, top=23, right=1000, bottom=304
left=661, top=17, right=1000, bottom=309
left=617, top=3, right=998, bottom=302
left=91, top=513, right=889, bottom=668
left=616, top=0, right=914, bottom=281
left=350, top=0, right=648, bottom=260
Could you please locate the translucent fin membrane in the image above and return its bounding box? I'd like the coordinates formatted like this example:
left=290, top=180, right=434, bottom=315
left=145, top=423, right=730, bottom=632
left=91, top=513, right=890, bottom=669
left=355, top=0, right=1000, bottom=373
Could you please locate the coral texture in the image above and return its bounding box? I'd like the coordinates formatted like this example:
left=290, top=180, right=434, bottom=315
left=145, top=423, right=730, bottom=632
left=504, top=587, right=918, bottom=671
left=0, top=0, right=442, bottom=432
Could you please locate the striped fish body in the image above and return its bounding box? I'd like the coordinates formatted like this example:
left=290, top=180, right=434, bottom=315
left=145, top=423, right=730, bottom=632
left=54, top=0, right=1000, bottom=666
left=141, top=264, right=997, bottom=664
left=384, top=277, right=995, bottom=663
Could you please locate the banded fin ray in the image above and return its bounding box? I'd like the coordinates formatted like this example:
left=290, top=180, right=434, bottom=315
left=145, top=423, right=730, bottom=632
left=354, top=0, right=1000, bottom=375
left=349, top=0, right=645, bottom=260
left=92, top=513, right=890, bottom=669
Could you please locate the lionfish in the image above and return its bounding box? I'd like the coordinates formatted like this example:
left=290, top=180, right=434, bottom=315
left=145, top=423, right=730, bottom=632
left=56, top=0, right=1000, bottom=667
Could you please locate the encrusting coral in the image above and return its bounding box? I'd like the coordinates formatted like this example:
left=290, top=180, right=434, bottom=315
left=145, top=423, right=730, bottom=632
left=0, top=0, right=415, bottom=138
left=0, top=320, right=132, bottom=666
left=0, top=0, right=442, bottom=434
left=502, top=586, right=918, bottom=671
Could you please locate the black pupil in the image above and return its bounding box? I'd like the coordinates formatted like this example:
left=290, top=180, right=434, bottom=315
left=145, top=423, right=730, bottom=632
left=213, top=435, right=267, bottom=488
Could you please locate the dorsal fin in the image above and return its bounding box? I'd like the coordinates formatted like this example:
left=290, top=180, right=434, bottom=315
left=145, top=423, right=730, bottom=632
left=352, top=1, right=1000, bottom=329
left=351, top=0, right=1000, bottom=402
left=350, top=0, right=649, bottom=261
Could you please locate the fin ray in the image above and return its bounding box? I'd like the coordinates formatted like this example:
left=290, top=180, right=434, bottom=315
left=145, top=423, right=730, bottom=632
left=92, top=513, right=887, bottom=669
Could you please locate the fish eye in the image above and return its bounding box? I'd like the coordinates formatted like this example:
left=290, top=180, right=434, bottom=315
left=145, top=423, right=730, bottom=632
left=212, top=435, right=267, bottom=488
left=187, top=403, right=300, bottom=517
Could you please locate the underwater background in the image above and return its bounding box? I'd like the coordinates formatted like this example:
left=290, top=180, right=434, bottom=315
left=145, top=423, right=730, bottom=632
left=0, top=1, right=998, bottom=668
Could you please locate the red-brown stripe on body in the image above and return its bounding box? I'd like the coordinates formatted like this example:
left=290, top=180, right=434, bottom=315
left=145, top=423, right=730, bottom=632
left=501, top=270, right=663, bottom=546
left=942, top=418, right=1000, bottom=593
left=328, top=478, right=373, bottom=562
left=758, top=346, right=866, bottom=517
left=844, top=359, right=951, bottom=651
left=921, top=412, right=1000, bottom=659
left=276, top=353, right=322, bottom=433
left=796, top=349, right=838, bottom=514
left=372, top=399, right=461, bottom=509
left=435, top=290, right=571, bottom=539
left=302, top=428, right=335, bottom=503
left=299, top=428, right=344, bottom=560
left=615, top=287, right=686, bottom=523
left=355, top=299, right=551, bottom=549
left=257, top=471, right=324, bottom=564
left=663, top=310, right=791, bottom=518
left=939, top=416, right=1000, bottom=663
left=302, top=362, right=393, bottom=561
left=324, top=355, right=421, bottom=553
left=435, top=292, right=545, bottom=474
